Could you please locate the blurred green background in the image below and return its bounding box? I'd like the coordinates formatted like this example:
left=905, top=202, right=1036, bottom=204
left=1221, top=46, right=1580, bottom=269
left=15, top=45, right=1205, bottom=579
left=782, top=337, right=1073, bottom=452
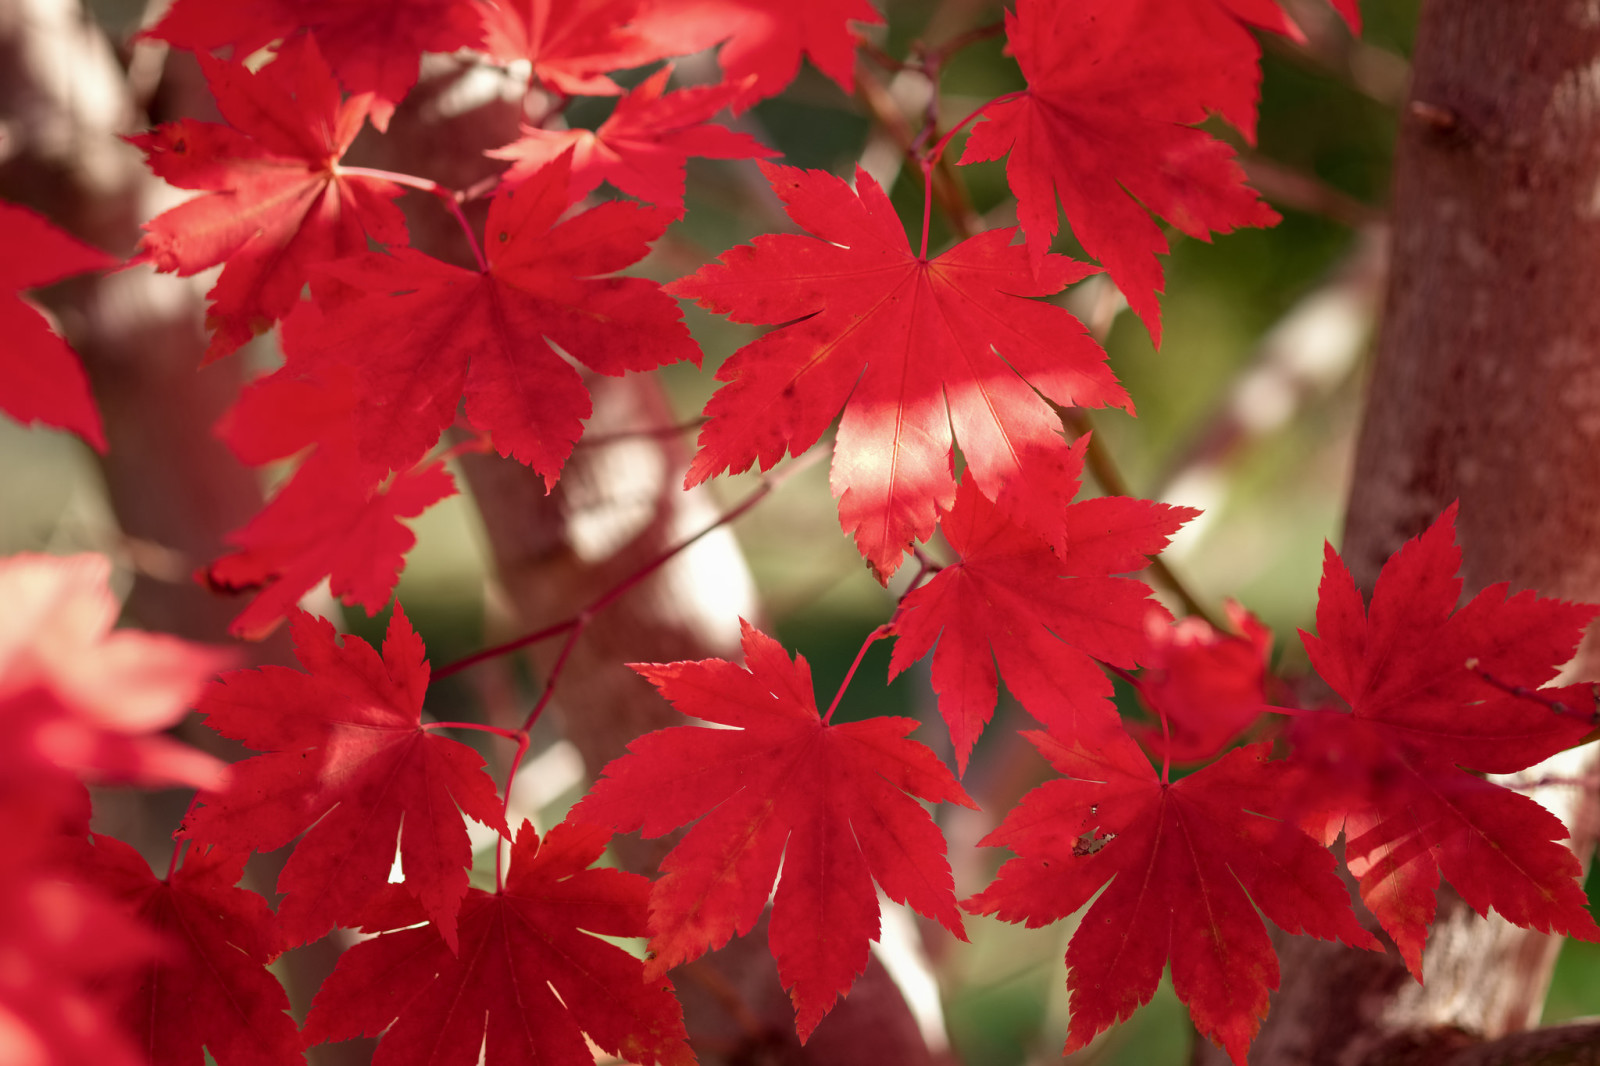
left=9, top=0, right=1600, bottom=1061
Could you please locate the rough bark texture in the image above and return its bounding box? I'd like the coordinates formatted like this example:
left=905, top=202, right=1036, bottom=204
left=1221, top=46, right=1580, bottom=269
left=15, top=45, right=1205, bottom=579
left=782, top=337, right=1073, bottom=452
left=1195, top=2, right=1600, bottom=1063
left=363, top=60, right=941, bottom=1066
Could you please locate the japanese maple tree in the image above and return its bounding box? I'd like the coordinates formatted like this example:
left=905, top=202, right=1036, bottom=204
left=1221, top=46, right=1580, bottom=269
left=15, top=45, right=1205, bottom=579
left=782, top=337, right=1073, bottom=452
left=3, top=2, right=1596, bottom=1066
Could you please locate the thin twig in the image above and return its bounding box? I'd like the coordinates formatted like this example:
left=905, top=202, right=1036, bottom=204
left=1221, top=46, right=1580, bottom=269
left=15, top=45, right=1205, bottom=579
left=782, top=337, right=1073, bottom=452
left=432, top=447, right=827, bottom=683
left=1058, top=406, right=1225, bottom=631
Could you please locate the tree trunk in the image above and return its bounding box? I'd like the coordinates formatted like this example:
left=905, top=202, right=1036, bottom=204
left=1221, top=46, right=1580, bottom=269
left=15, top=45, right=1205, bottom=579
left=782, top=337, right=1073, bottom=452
left=1195, top=2, right=1600, bottom=1063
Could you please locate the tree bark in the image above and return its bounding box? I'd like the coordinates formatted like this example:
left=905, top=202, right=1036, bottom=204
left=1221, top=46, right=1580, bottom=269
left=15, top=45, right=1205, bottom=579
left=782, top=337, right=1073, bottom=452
left=1195, top=2, right=1600, bottom=1063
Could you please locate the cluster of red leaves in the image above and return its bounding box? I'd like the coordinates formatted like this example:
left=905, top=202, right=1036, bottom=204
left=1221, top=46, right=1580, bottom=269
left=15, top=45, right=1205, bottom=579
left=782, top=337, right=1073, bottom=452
left=0, top=555, right=227, bottom=1066
left=5, top=0, right=1599, bottom=1064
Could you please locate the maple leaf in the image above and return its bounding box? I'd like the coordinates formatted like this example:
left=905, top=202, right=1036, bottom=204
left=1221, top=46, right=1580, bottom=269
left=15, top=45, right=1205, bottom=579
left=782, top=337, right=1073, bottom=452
left=205, top=452, right=457, bottom=640
left=478, top=0, right=672, bottom=95
left=82, top=835, right=299, bottom=1066
left=0, top=201, right=111, bottom=451
left=1291, top=504, right=1600, bottom=976
left=488, top=67, right=775, bottom=214
left=1153, top=0, right=1363, bottom=141
left=0, top=828, right=157, bottom=1066
left=667, top=161, right=1128, bottom=579
left=182, top=607, right=507, bottom=952
left=571, top=620, right=975, bottom=1041
left=142, top=0, right=484, bottom=131
left=1131, top=599, right=1275, bottom=764
left=890, top=455, right=1195, bottom=772
left=959, top=0, right=1279, bottom=343
left=129, top=36, right=408, bottom=361
left=0, top=553, right=229, bottom=793
left=287, top=152, right=700, bottom=482
left=303, top=819, right=693, bottom=1066
left=215, top=313, right=366, bottom=469
left=966, top=729, right=1379, bottom=1064
left=634, top=0, right=884, bottom=106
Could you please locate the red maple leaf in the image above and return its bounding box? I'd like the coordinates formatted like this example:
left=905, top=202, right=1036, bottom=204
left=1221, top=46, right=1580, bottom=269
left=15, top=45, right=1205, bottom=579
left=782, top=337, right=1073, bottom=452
left=182, top=607, right=507, bottom=951
left=1152, top=0, right=1363, bottom=141
left=959, top=0, right=1278, bottom=343
left=966, top=728, right=1379, bottom=1063
left=890, top=455, right=1195, bottom=772
left=0, top=202, right=110, bottom=451
left=1292, top=505, right=1600, bottom=976
left=0, top=553, right=230, bottom=794
left=634, top=0, right=884, bottom=106
left=667, top=161, right=1128, bottom=579
left=82, top=836, right=299, bottom=1066
left=205, top=452, right=457, bottom=640
left=302, top=819, right=693, bottom=1066
left=1131, top=599, right=1275, bottom=764
left=214, top=311, right=366, bottom=469
left=478, top=0, right=672, bottom=96
left=143, top=0, right=484, bottom=131
left=287, top=152, right=700, bottom=482
left=129, top=36, right=408, bottom=361
left=571, top=621, right=975, bottom=1041
left=0, top=829, right=157, bottom=1066
left=489, top=67, right=775, bottom=214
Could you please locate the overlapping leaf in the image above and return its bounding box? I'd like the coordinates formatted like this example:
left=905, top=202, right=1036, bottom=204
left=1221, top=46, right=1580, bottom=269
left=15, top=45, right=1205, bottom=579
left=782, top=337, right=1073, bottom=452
left=0, top=202, right=111, bottom=451
left=287, top=152, right=699, bottom=482
left=967, top=730, right=1379, bottom=1063
left=0, top=828, right=155, bottom=1066
left=1132, top=600, right=1274, bottom=764
left=303, top=819, right=693, bottom=1066
left=182, top=607, right=506, bottom=951
left=478, top=0, right=672, bottom=95
left=890, top=454, right=1194, bottom=772
left=490, top=67, right=774, bottom=213
left=668, top=161, right=1127, bottom=579
left=143, top=0, right=484, bottom=130
left=960, top=0, right=1277, bottom=342
left=0, top=553, right=229, bottom=793
left=572, top=621, right=975, bottom=1041
left=1292, top=505, right=1600, bottom=975
left=205, top=452, right=456, bottom=640
left=83, top=836, right=299, bottom=1066
left=635, top=0, right=883, bottom=106
left=129, top=37, right=408, bottom=360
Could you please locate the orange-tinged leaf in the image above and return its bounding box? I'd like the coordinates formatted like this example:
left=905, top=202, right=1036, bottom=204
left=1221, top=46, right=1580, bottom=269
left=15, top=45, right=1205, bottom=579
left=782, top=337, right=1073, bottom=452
left=571, top=621, right=975, bottom=1042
